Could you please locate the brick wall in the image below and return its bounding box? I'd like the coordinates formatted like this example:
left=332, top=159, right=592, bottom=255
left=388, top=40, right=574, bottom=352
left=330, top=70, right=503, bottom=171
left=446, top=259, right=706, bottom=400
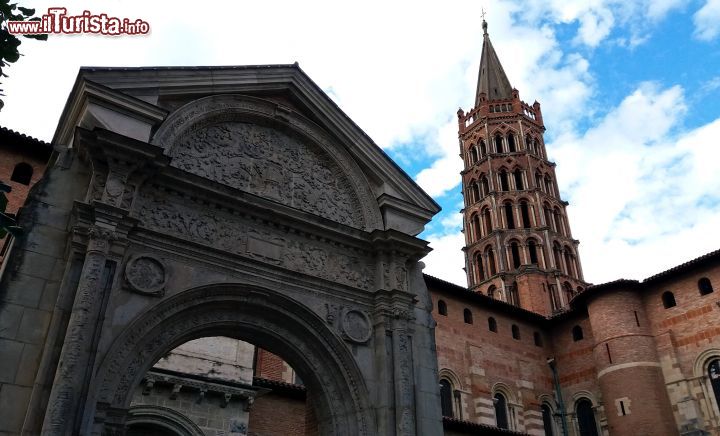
left=247, top=393, right=308, bottom=436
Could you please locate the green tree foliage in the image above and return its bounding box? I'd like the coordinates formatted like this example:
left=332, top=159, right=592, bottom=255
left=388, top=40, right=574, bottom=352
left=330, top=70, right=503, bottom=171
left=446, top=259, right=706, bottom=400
left=0, top=180, right=22, bottom=238
left=0, top=0, right=48, bottom=110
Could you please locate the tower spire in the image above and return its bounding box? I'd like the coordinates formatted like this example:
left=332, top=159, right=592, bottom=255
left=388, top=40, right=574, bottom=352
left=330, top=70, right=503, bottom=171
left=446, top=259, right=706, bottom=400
left=475, top=19, right=514, bottom=106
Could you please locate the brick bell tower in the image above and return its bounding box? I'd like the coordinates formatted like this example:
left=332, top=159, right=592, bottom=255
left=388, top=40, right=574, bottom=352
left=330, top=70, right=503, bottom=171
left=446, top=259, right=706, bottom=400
left=458, top=19, right=586, bottom=316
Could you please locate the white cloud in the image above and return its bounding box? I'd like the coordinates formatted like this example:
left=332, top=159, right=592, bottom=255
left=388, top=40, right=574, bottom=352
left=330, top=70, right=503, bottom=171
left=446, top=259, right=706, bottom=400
left=694, top=0, right=720, bottom=40
left=422, top=232, right=468, bottom=287
left=554, top=83, right=720, bottom=283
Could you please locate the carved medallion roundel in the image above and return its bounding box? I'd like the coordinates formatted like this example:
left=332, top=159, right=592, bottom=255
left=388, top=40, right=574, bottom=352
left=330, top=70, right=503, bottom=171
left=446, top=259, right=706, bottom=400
left=341, top=309, right=372, bottom=343
left=124, top=255, right=168, bottom=296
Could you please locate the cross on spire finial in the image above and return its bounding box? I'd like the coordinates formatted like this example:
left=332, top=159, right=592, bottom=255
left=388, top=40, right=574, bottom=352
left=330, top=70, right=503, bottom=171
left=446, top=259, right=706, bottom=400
left=481, top=8, right=488, bottom=35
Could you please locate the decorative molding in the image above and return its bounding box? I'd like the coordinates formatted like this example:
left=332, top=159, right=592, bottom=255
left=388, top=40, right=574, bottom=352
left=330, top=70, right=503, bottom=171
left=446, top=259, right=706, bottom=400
left=341, top=309, right=373, bottom=344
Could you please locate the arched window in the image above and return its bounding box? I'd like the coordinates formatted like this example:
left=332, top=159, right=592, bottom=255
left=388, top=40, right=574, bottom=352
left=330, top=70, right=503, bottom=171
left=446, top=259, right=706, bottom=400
left=482, top=208, right=493, bottom=235
left=508, top=282, right=520, bottom=306
left=541, top=403, right=555, bottom=436
left=554, top=209, right=563, bottom=236
left=662, top=291, right=676, bottom=309
left=545, top=206, right=555, bottom=231
left=507, top=134, right=516, bottom=152
left=494, top=392, right=509, bottom=429
left=481, top=175, right=490, bottom=196
left=479, top=139, right=487, bottom=156
left=709, top=359, right=720, bottom=414
left=514, top=169, right=524, bottom=190
left=564, top=282, right=574, bottom=303
left=471, top=182, right=481, bottom=203
left=520, top=201, right=531, bottom=228
left=572, top=325, right=584, bottom=341
left=486, top=247, right=497, bottom=276
left=464, top=308, right=473, bottom=324
left=699, top=277, right=714, bottom=296
left=476, top=253, right=485, bottom=281
left=438, top=300, right=448, bottom=316
left=528, top=240, right=539, bottom=265
left=499, top=170, right=510, bottom=191
left=534, top=331, right=543, bottom=347
left=536, top=172, right=544, bottom=191
left=553, top=243, right=563, bottom=272
left=471, top=214, right=481, bottom=241
left=10, top=162, right=33, bottom=185
left=470, top=146, right=479, bottom=164
left=510, top=241, right=521, bottom=269
left=576, top=398, right=599, bottom=436
left=511, top=324, right=520, bottom=340
left=488, top=285, right=497, bottom=300
left=564, top=249, right=574, bottom=277
left=526, top=134, right=534, bottom=153
left=440, top=379, right=454, bottom=417
left=505, top=202, right=515, bottom=229
left=495, top=134, right=504, bottom=153
left=545, top=176, right=554, bottom=197
left=488, top=316, right=497, bottom=332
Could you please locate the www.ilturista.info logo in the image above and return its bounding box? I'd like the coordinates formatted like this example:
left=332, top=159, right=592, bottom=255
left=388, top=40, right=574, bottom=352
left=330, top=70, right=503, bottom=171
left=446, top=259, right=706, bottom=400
left=7, top=8, right=150, bottom=35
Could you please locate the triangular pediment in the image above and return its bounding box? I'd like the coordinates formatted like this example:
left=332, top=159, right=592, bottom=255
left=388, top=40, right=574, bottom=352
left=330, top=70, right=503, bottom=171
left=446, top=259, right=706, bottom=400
left=54, top=65, right=439, bottom=235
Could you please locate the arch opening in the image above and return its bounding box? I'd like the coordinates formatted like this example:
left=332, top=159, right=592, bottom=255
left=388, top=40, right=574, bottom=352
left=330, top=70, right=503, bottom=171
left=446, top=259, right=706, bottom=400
left=88, top=285, right=373, bottom=436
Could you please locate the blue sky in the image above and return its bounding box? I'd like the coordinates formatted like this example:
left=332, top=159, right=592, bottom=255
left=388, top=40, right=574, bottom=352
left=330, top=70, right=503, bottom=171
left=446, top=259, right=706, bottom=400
left=2, top=0, right=720, bottom=286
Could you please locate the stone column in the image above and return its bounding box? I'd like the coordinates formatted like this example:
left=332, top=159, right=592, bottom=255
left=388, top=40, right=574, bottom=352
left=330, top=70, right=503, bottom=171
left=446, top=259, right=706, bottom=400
left=390, top=309, right=416, bottom=436
left=42, top=226, right=115, bottom=436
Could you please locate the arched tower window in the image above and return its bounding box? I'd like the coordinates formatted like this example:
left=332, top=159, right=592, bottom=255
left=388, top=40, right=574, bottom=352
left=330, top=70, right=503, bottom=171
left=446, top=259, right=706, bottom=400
left=440, top=379, right=454, bottom=417
left=486, top=247, right=497, bottom=276
left=564, top=247, right=575, bottom=277
left=499, top=170, right=510, bottom=191
left=507, top=134, right=516, bottom=152
left=528, top=239, right=539, bottom=265
left=504, top=202, right=515, bottom=229
left=554, top=208, right=564, bottom=236
left=709, top=359, right=720, bottom=415
left=471, top=214, right=481, bottom=241
left=471, top=182, right=481, bottom=203
left=464, top=308, right=473, bottom=324
left=510, top=241, right=521, bottom=269
left=438, top=300, right=448, bottom=316
left=545, top=205, right=554, bottom=231
left=576, top=398, right=599, bottom=436
left=520, top=201, right=531, bottom=228
left=535, top=139, right=543, bottom=158
left=541, top=403, right=555, bottom=436
left=481, top=175, right=490, bottom=196
left=482, top=208, right=493, bottom=235
left=535, top=172, right=543, bottom=191
left=479, top=139, right=487, bottom=156
left=511, top=324, right=520, bottom=340
left=699, top=278, right=714, bottom=296
left=662, top=291, right=676, bottom=309
left=488, top=285, right=497, bottom=300
left=488, top=316, right=498, bottom=332
left=495, top=134, right=504, bottom=153
left=514, top=169, right=524, bottom=190
left=553, top=243, right=562, bottom=272
left=470, top=146, right=479, bottom=164
left=476, top=253, right=485, bottom=281
left=544, top=176, right=554, bottom=197
left=564, top=281, right=574, bottom=302
left=526, top=134, right=534, bottom=153
left=10, top=162, right=33, bottom=185
left=494, top=392, right=509, bottom=429
left=572, top=325, right=584, bottom=341
left=509, top=282, right=520, bottom=306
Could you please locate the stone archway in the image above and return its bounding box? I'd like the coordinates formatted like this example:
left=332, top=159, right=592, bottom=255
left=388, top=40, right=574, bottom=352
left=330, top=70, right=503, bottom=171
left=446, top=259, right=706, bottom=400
left=86, top=284, right=373, bottom=435
left=126, top=405, right=204, bottom=436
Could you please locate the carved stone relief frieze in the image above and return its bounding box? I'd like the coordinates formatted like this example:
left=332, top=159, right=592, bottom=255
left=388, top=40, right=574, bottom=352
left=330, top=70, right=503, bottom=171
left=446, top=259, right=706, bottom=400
left=134, top=188, right=374, bottom=290
left=170, top=122, right=362, bottom=228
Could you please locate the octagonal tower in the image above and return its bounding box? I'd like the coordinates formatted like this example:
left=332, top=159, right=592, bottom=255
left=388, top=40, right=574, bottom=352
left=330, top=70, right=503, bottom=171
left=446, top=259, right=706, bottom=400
left=458, top=20, right=586, bottom=315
